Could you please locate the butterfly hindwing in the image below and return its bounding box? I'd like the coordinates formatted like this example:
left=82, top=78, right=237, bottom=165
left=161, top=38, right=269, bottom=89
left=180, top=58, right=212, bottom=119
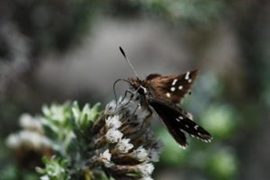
left=177, top=114, right=212, bottom=142
left=148, top=98, right=212, bottom=147
left=148, top=98, right=188, bottom=148
left=146, top=69, right=199, bottom=104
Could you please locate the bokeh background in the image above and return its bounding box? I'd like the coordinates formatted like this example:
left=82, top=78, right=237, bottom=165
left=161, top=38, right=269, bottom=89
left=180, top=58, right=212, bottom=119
left=1, top=0, right=270, bottom=180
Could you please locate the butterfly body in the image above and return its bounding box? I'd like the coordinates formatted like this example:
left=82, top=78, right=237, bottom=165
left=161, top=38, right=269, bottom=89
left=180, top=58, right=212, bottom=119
left=127, top=70, right=212, bottom=148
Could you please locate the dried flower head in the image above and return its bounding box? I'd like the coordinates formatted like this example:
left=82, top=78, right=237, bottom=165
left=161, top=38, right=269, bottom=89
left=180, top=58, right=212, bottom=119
left=89, top=95, right=163, bottom=179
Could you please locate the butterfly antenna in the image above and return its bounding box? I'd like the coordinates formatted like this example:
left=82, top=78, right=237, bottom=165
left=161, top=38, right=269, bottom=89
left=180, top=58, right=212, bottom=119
left=119, top=46, right=140, bottom=78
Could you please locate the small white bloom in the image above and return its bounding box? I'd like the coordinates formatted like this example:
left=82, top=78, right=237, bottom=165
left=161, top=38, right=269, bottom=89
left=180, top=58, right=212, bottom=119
left=139, top=176, right=154, bottom=180
left=19, top=131, right=36, bottom=142
left=106, top=115, right=122, bottom=129
left=116, top=138, right=133, bottom=153
left=133, top=146, right=149, bottom=161
left=19, top=114, right=33, bottom=128
left=19, top=114, right=43, bottom=131
left=105, top=100, right=117, bottom=115
left=18, top=131, right=51, bottom=148
left=6, top=134, right=20, bottom=149
left=105, top=129, right=123, bottom=143
left=137, top=163, right=154, bottom=176
left=99, top=149, right=111, bottom=163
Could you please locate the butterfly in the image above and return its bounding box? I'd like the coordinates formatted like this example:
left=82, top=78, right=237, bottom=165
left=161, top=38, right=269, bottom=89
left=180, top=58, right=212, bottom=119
left=119, top=47, right=212, bottom=148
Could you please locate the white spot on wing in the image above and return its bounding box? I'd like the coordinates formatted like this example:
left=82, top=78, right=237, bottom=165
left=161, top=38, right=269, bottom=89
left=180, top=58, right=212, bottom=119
left=178, top=86, right=183, bottom=90
left=185, top=72, right=190, bottom=80
left=170, top=87, right=176, bottom=92
left=166, top=92, right=171, bottom=98
left=194, top=125, right=199, bottom=130
left=172, top=79, right=178, bottom=86
left=179, top=116, right=184, bottom=120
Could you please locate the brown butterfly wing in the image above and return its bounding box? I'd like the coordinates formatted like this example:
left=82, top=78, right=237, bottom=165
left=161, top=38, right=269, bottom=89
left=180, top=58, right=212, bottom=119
left=148, top=97, right=212, bottom=148
left=145, top=69, right=199, bottom=104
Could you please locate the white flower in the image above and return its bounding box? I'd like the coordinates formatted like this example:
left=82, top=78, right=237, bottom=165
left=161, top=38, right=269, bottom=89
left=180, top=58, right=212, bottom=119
left=115, top=138, right=133, bottom=153
left=132, top=146, right=149, bottom=161
left=105, top=129, right=123, bottom=143
left=106, top=115, right=122, bottom=129
left=99, top=149, right=111, bottom=163
left=139, top=177, right=154, bottom=180
left=19, top=113, right=43, bottom=131
left=105, top=100, right=117, bottom=115
left=6, top=134, right=20, bottom=149
left=137, top=163, right=154, bottom=176
left=18, top=131, right=51, bottom=148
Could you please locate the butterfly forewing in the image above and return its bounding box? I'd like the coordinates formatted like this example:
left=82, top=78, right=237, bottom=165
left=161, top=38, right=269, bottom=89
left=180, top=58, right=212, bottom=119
left=148, top=98, right=212, bottom=147
left=146, top=69, right=199, bottom=104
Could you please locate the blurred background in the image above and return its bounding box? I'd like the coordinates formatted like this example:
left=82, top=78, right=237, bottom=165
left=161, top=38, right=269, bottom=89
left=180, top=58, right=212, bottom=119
left=0, top=0, right=270, bottom=180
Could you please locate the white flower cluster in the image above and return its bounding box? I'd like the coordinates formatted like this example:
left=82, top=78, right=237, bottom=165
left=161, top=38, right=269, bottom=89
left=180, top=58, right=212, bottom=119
left=19, top=113, right=43, bottom=132
left=104, top=100, right=136, bottom=153
left=6, top=113, right=51, bottom=150
left=6, top=131, right=51, bottom=149
left=93, top=96, right=163, bottom=179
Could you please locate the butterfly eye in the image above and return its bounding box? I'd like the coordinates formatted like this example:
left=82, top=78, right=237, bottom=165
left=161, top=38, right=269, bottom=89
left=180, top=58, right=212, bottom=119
left=138, top=85, right=147, bottom=95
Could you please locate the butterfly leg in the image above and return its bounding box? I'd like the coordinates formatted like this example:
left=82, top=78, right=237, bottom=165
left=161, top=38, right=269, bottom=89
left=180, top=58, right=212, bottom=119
left=137, top=105, right=153, bottom=132
left=118, top=87, right=142, bottom=108
left=117, top=91, right=141, bottom=115
left=117, top=89, right=135, bottom=109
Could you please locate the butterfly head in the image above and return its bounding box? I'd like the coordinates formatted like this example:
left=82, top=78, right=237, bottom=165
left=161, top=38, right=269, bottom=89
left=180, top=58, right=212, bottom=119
left=127, top=77, right=148, bottom=95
